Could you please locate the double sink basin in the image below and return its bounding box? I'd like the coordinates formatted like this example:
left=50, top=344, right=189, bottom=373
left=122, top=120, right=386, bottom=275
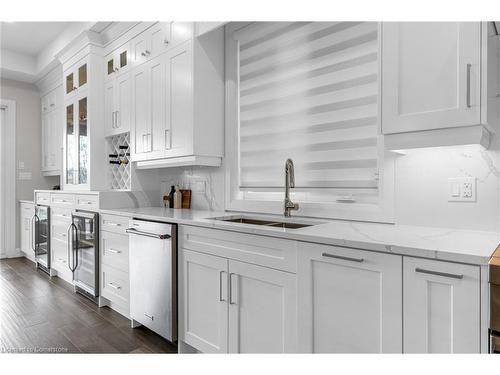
left=211, top=215, right=322, bottom=229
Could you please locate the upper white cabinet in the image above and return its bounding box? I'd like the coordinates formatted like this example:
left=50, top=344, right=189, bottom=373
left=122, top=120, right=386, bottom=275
left=104, top=43, right=130, bottom=82
left=130, top=27, right=224, bottom=168
left=382, top=22, right=498, bottom=149
left=59, top=31, right=107, bottom=191
left=403, top=257, right=481, bottom=353
left=104, top=71, right=131, bottom=137
left=40, top=85, right=63, bottom=176
left=297, top=242, right=402, bottom=353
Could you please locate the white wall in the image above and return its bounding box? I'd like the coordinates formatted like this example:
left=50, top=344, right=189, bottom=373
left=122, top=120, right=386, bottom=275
left=0, top=78, right=57, bottom=249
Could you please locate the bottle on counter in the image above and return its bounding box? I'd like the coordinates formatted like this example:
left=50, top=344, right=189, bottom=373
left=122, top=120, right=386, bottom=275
left=173, top=186, right=183, bottom=209
left=163, top=192, right=169, bottom=208
left=168, top=185, right=175, bottom=208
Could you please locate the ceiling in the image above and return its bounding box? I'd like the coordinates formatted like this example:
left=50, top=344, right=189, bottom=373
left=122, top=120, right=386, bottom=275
left=0, top=22, right=70, bottom=56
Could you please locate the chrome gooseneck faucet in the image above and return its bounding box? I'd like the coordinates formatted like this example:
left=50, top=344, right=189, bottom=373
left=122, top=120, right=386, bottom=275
left=284, top=158, right=299, bottom=217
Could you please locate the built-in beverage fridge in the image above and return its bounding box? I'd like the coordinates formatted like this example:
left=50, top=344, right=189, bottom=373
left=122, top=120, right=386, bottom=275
left=32, top=205, right=51, bottom=274
left=68, top=210, right=99, bottom=302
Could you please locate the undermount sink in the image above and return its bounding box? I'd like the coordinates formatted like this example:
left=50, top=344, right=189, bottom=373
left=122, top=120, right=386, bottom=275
left=211, top=216, right=318, bottom=229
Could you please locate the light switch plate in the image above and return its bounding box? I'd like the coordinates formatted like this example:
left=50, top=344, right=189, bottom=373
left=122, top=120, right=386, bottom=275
left=448, top=177, right=476, bottom=202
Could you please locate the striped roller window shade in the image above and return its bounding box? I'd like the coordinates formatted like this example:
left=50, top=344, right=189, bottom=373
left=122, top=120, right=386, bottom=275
left=236, top=22, right=379, bottom=189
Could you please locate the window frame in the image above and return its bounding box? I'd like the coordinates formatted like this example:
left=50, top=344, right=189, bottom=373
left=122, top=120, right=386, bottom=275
left=224, top=22, right=395, bottom=223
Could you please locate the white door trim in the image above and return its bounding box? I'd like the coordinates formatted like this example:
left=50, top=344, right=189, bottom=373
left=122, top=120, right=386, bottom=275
left=0, top=99, right=17, bottom=259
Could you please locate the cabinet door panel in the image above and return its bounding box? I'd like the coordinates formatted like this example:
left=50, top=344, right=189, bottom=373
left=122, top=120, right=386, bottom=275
left=181, top=249, right=228, bottom=353
left=104, top=80, right=115, bottom=136
left=131, top=64, right=150, bottom=158
left=150, top=23, right=170, bottom=58
left=165, top=41, right=193, bottom=157
left=116, top=72, right=131, bottom=133
left=403, top=257, right=480, bottom=353
left=298, top=243, right=402, bottom=353
left=131, top=33, right=149, bottom=67
left=382, top=22, right=481, bottom=133
left=228, top=260, right=297, bottom=353
left=150, top=56, right=166, bottom=156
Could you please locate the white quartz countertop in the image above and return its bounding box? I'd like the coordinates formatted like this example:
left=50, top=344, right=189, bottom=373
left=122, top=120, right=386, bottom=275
left=100, top=207, right=500, bottom=265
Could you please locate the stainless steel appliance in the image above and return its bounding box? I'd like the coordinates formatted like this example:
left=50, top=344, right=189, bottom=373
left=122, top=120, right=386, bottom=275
left=68, top=210, right=99, bottom=302
left=490, top=246, right=500, bottom=353
left=126, top=219, right=177, bottom=342
left=31, top=205, right=50, bottom=274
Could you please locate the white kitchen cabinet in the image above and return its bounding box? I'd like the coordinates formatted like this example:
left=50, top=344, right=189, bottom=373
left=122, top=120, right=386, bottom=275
left=20, top=202, right=35, bottom=258
left=131, top=29, right=224, bottom=169
left=181, top=249, right=228, bottom=353
left=180, top=248, right=297, bottom=354
left=104, top=71, right=131, bottom=137
left=228, top=260, right=297, bottom=353
left=403, top=257, right=481, bottom=353
left=297, top=242, right=403, bottom=353
left=59, top=33, right=106, bottom=191
left=382, top=22, right=498, bottom=149
left=130, top=55, right=165, bottom=160
left=130, top=22, right=194, bottom=67
left=40, top=85, right=63, bottom=176
left=104, top=43, right=130, bottom=82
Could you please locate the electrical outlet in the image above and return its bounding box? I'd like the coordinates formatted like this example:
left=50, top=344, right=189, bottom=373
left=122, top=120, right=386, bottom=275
left=448, top=177, right=476, bottom=202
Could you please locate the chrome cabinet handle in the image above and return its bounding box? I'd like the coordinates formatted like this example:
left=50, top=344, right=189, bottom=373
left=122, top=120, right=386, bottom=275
left=107, top=248, right=121, bottom=254
left=466, top=63, right=472, bottom=108
left=141, top=50, right=151, bottom=57
left=164, top=39, right=169, bottom=45
left=108, top=282, right=121, bottom=290
left=229, top=273, right=237, bottom=305
left=415, top=267, right=463, bottom=280
left=115, top=111, right=120, bottom=128
left=322, top=252, right=364, bottom=263
left=106, top=222, right=122, bottom=227
left=114, top=67, right=119, bottom=72
left=144, top=313, right=154, bottom=320
left=111, top=111, right=115, bottom=128
left=50, top=103, right=55, bottom=107
left=219, top=271, right=226, bottom=302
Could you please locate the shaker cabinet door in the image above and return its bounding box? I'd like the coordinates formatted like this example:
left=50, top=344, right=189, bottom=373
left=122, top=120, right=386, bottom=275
left=180, top=249, right=229, bottom=353
left=227, top=260, right=297, bottom=353
left=382, top=22, right=481, bottom=134
left=403, top=257, right=480, bottom=353
left=297, top=243, right=403, bottom=353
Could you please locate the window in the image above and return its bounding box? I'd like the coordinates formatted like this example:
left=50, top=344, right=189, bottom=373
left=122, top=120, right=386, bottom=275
left=225, top=22, right=394, bottom=222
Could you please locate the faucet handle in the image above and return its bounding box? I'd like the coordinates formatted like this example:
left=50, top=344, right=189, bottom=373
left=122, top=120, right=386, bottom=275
left=293, top=203, right=299, bottom=211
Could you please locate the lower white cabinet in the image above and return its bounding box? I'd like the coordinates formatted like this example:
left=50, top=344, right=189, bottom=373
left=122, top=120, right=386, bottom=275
left=297, top=242, right=403, bottom=353
left=20, top=202, right=35, bottom=256
left=181, top=250, right=228, bottom=353
left=403, top=257, right=481, bottom=353
left=181, top=248, right=297, bottom=353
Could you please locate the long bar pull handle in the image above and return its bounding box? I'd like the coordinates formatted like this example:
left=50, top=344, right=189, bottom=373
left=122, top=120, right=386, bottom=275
left=415, top=268, right=463, bottom=280
left=219, top=271, right=226, bottom=302
left=466, top=63, right=472, bottom=108
left=108, top=282, right=121, bottom=290
left=322, top=252, right=364, bottom=263
left=126, top=228, right=171, bottom=239
left=67, top=223, right=74, bottom=272
left=229, top=273, right=237, bottom=305
left=107, top=248, right=121, bottom=254
left=144, top=313, right=154, bottom=320
left=30, top=215, right=36, bottom=252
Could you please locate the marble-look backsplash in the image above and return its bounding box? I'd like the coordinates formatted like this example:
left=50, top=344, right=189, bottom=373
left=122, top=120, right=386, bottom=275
left=158, top=164, right=225, bottom=211
left=156, top=140, right=500, bottom=232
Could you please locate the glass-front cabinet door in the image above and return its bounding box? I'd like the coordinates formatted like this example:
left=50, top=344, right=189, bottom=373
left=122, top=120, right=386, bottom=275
left=77, top=97, right=88, bottom=186
left=65, top=60, right=88, bottom=96
left=65, top=94, right=89, bottom=188
left=66, top=103, right=76, bottom=185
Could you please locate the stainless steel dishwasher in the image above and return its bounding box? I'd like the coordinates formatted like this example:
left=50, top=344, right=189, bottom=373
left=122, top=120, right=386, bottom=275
left=126, top=219, right=177, bottom=342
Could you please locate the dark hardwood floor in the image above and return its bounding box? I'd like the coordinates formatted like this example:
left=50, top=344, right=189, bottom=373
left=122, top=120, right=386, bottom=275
left=0, top=257, right=177, bottom=354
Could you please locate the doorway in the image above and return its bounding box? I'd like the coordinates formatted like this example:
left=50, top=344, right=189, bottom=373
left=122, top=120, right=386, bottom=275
left=0, top=99, right=17, bottom=258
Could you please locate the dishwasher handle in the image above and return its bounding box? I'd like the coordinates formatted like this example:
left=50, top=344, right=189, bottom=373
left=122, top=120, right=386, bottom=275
left=126, top=227, right=171, bottom=239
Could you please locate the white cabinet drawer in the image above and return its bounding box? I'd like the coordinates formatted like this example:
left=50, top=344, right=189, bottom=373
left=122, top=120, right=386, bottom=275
left=51, top=221, right=70, bottom=243
left=20, top=203, right=35, bottom=219
left=100, top=214, right=130, bottom=235
left=100, top=231, right=129, bottom=273
left=51, top=239, right=69, bottom=271
left=180, top=225, right=297, bottom=273
left=50, top=193, right=75, bottom=208
left=75, top=194, right=99, bottom=210
left=101, top=264, right=130, bottom=307
left=51, top=207, right=72, bottom=223
left=35, top=192, right=50, bottom=205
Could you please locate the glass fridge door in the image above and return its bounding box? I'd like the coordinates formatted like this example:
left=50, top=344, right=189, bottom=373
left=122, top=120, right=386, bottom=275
left=35, top=206, right=50, bottom=268
left=73, top=212, right=98, bottom=296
